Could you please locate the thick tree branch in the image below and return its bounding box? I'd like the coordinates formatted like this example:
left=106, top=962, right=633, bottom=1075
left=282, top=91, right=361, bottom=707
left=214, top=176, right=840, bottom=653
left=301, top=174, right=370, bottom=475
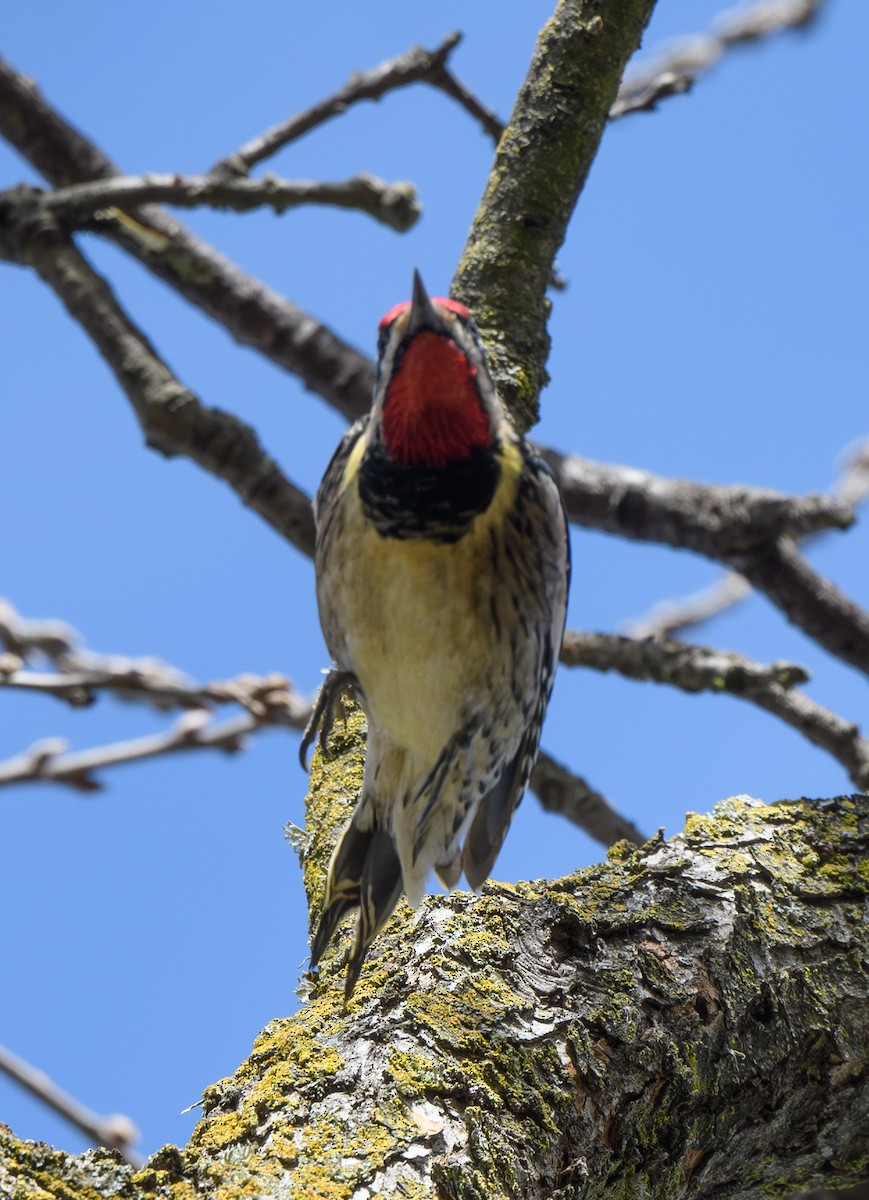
left=7, top=793, right=865, bottom=1197
left=543, top=448, right=854, bottom=550
left=0, top=205, right=316, bottom=554
left=562, top=630, right=869, bottom=789
left=452, top=0, right=658, bottom=430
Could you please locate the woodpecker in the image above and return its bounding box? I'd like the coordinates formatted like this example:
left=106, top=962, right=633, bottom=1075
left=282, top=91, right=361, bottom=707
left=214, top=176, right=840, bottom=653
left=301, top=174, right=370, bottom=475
left=304, top=271, right=569, bottom=997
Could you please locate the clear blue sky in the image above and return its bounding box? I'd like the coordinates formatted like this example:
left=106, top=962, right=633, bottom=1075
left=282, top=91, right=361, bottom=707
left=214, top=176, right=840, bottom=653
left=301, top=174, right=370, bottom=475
left=2, top=0, right=867, bottom=1160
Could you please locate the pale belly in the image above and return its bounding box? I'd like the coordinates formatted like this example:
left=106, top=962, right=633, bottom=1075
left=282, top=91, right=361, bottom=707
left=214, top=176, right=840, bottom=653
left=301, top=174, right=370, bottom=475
left=322, top=510, right=506, bottom=764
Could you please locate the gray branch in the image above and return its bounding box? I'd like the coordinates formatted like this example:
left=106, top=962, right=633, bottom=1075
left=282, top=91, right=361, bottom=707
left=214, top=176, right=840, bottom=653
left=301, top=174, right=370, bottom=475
left=212, top=33, right=477, bottom=176
left=0, top=597, right=312, bottom=792
left=0, top=1044, right=143, bottom=1168
left=530, top=748, right=647, bottom=846
left=0, top=204, right=316, bottom=555
left=562, top=630, right=869, bottom=790
left=0, top=55, right=376, bottom=422
left=626, top=437, right=869, bottom=639
left=34, top=171, right=420, bottom=232
left=611, top=0, right=828, bottom=118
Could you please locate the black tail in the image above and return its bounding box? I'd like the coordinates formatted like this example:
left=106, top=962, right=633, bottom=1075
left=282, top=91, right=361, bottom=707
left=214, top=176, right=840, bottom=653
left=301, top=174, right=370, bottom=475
left=310, top=821, right=404, bottom=999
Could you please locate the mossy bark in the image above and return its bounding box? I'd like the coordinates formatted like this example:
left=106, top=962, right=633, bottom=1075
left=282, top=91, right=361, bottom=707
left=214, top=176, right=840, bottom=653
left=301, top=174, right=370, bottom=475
left=3, top=744, right=868, bottom=1198
left=452, top=0, right=658, bottom=431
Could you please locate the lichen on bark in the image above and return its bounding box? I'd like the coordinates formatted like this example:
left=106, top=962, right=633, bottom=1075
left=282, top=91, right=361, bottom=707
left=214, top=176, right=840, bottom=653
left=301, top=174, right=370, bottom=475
left=452, top=0, right=658, bottom=431
left=5, top=784, right=866, bottom=1200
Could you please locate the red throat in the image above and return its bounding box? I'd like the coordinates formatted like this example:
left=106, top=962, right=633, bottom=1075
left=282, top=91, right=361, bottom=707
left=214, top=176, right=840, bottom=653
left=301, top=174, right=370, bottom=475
left=381, top=332, right=491, bottom=468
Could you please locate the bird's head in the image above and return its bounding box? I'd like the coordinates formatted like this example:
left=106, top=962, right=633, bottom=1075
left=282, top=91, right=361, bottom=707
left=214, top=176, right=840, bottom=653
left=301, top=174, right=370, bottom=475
left=372, top=271, right=504, bottom=470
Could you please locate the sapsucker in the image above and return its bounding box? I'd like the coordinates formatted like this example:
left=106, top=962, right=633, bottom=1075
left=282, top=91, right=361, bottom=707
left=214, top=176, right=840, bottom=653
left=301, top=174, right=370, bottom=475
left=304, top=271, right=570, bottom=996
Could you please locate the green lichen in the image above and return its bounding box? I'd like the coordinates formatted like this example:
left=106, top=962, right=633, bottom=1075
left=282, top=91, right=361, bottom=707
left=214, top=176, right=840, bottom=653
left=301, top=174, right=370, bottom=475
left=301, top=696, right=366, bottom=921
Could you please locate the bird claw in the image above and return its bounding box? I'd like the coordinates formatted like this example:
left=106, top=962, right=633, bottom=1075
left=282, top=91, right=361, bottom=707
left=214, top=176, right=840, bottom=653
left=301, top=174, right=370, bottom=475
left=299, top=668, right=359, bottom=768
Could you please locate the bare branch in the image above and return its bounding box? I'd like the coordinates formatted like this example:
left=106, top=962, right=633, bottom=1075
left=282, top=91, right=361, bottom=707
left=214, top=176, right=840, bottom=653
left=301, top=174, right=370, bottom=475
left=0, top=597, right=77, bottom=659
left=0, top=598, right=312, bottom=792
left=0, top=713, right=251, bottom=791
left=0, top=206, right=316, bottom=554
left=562, top=630, right=869, bottom=790
left=611, top=0, right=827, bottom=119
left=625, top=574, right=753, bottom=640
left=542, top=447, right=854, bottom=550
left=732, top=537, right=869, bottom=681
left=561, top=629, right=809, bottom=691
left=34, top=172, right=420, bottom=232
left=530, top=749, right=647, bottom=846
left=545, top=447, right=869, bottom=679
left=0, top=56, right=374, bottom=422
left=0, top=690, right=311, bottom=793
left=0, top=1043, right=143, bottom=1167
left=425, top=63, right=505, bottom=143
left=625, top=438, right=869, bottom=639
left=212, top=33, right=469, bottom=176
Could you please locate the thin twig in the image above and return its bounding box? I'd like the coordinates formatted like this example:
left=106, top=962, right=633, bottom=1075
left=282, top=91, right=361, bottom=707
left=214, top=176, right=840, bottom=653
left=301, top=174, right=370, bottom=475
left=212, top=33, right=469, bottom=176
left=0, top=598, right=312, bottom=791
left=625, top=574, right=753, bottom=640
left=610, top=0, right=827, bottom=119
left=34, top=172, right=420, bottom=232
left=0, top=712, right=270, bottom=792
left=0, top=1043, right=143, bottom=1167
left=562, top=630, right=869, bottom=790
left=529, top=750, right=646, bottom=847
left=0, top=591, right=310, bottom=695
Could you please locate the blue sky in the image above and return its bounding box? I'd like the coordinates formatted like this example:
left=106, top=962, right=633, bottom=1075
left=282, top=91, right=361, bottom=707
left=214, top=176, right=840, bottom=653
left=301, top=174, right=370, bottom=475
left=2, top=0, right=867, bottom=1160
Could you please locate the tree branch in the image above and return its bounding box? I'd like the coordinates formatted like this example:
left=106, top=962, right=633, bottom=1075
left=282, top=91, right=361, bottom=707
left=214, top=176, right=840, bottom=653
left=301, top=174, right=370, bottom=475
left=0, top=712, right=266, bottom=792
left=30, top=171, right=420, bottom=231
left=530, top=748, right=647, bottom=846
left=626, top=438, right=869, bottom=639
left=0, top=597, right=311, bottom=792
left=543, top=448, right=854, bottom=550
left=611, top=0, right=827, bottom=118
left=0, top=1045, right=143, bottom=1168
left=452, top=0, right=659, bottom=430
left=562, top=630, right=869, bottom=789
left=732, top=537, right=869, bottom=681
left=211, top=33, right=478, bottom=176
left=544, top=447, right=869, bottom=679
left=8, top=793, right=864, bottom=1197
left=0, top=55, right=375, bottom=422
left=0, top=204, right=316, bottom=554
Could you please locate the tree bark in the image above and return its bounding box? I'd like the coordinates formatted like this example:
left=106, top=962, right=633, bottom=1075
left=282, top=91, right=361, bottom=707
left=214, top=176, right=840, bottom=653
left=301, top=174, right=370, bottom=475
left=2, top=714, right=867, bottom=1198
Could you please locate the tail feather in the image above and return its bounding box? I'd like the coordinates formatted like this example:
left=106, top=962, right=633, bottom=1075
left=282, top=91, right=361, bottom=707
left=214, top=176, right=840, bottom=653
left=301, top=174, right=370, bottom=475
left=310, top=820, right=404, bottom=997
left=463, top=743, right=528, bottom=891
left=309, top=819, right=372, bottom=969
left=344, top=829, right=404, bottom=998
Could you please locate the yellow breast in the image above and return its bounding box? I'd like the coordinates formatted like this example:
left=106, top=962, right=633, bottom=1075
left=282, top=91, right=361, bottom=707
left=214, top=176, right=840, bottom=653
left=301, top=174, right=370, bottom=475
left=319, top=438, right=523, bottom=763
